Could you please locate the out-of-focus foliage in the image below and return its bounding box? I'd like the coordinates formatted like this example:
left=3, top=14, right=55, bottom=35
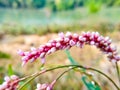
left=0, top=0, right=119, bottom=11
left=0, top=67, right=5, bottom=84
left=0, top=51, right=11, bottom=59
left=32, top=0, right=46, bottom=8
left=55, top=0, right=75, bottom=11
left=8, top=64, right=14, bottom=76
left=114, top=0, right=120, bottom=6
left=46, top=0, right=56, bottom=11
left=84, top=0, right=102, bottom=13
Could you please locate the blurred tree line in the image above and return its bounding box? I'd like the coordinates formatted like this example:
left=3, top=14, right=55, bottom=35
left=0, top=0, right=120, bottom=11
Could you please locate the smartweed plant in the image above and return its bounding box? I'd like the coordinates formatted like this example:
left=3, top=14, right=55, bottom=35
left=0, top=32, right=120, bottom=90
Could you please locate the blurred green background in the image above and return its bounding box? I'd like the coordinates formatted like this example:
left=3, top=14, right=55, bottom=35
left=0, top=0, right=120, bottom=35
left=0, top=0, right=120, bottom=90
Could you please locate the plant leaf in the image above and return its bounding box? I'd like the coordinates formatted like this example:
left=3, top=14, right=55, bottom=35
left=8, top=64, right=14, bottom=76
left=19, top=81, right=31, bottom=90
left=82, top=75, right=101, bottom=90
left=65, top=50, right=78, bottom=65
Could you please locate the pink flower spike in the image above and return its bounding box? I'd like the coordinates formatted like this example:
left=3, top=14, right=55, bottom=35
left=30, top=58, right=35, bottom=62
left=50, top=47, right=56, bottom=53
left=94, top=32, right=99, bottom=37
left=41, top=58, right=46, bottom=64
left=0, top=85, right=5, bottom=90
left=36, top=83, right=48, bottom=90
left=0, top=75, right=19, bottom=90
left=31, top=47, right=36, bottom=51
left=24, top=52, right=30, bottom=55
left=11, top=75, right=19, bottom=80
left=22, top=56, right=28, bottom=61
left=64, top=37, right=70, bottom=42
left=69, top=40, right=76, bottom=46
left=56, top=42, right=61, bottom=47
left=46, top=43, right=52, bottom=47
left=90, top=41, right=95, bottom=45
left=4, top=76, right=10, bottom=82
left=40, top=52, right=45, bottom=58
left=17, top=49, right=25, bottom=56
left=76, top=42, right=80, bottom=47
left=36, top=80, right=56, bottom=90
left=22, top=61, right=27, bottom=67
left=18, top=32, right=120, bottom=66
left=58, top=32, right=64, bottom=38
left=73, top=33, right=79, bottom=38
left=65, top=32, right=72, bottom=37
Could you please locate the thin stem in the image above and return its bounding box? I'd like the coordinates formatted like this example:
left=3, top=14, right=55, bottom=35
left=18, top=70, right=46, bottom=90
left=18, top=75, right=37, bottom=90
left=87, top=67, right=120, bottom=90
left=115, top=62, right=120, bottom=86
left=18, top=65, right=120, bottom=90
left=56, top=67, right=76, bottom=81
left=19, top=70, right=46, bottom=81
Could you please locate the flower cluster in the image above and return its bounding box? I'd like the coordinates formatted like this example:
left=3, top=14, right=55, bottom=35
left=36, top=80, right=56, bottom=90
left=0, top=75, right=19, bottom=90
left=18, top=32, right=120, bottom=66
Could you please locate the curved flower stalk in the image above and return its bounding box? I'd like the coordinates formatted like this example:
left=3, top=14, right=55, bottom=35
left=0, top=75, right=19, bottom=90
left=1, top=65, right=118, bottom=90
left=18, top=31, right=120, bottom=66
left=18, top=65, right=119, bottom=90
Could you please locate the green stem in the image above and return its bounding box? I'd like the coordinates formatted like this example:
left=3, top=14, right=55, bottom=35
left=18, top=65, right=120, bottom=90
left=56, top=67, right=76, bottom=81
left=115, top=62, right=120, bottom=86
left=18, top=70, right=46, bottom=90
left=18, top=75, right=37, bottom=90
left=19, top=70, right=46, bottom=81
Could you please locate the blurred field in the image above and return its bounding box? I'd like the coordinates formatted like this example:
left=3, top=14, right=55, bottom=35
left=0, top=7, right=120, bottom=90
left=0, top=7, right=120, bottom=35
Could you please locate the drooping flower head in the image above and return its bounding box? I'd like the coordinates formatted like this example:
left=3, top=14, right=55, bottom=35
left=18, top=32, right=120, bottom=66
left=0, top=75, right=19, bottom=90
